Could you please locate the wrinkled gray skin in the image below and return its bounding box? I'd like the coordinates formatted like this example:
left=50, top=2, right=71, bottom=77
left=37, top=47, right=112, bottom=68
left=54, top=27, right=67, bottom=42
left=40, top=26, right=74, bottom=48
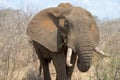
left=27, top=3, right=99, bottom=80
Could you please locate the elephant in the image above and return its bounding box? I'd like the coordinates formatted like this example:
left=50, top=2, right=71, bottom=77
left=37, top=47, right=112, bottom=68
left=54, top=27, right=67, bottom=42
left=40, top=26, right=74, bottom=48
left=27, top=3, right=105, bottom=80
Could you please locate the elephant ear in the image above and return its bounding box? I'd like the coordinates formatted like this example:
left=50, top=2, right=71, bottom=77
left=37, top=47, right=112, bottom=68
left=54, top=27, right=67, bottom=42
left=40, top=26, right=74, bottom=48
left=90, top=23, right=100, bottom=46
left=27, top=7, right=71, bottom=52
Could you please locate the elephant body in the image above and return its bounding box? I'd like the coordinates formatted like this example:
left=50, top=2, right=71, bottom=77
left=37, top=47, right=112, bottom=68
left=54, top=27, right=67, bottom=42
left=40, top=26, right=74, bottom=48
left=27, top=3, right=99, bottom=80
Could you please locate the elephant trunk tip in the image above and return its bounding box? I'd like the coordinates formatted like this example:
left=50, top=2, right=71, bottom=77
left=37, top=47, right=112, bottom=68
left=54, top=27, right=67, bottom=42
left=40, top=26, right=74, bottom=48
left=77, top=60, right=91, bottom=72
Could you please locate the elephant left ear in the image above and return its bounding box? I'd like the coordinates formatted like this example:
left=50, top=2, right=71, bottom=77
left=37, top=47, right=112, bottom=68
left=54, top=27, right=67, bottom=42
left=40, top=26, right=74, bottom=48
left=90, top=23, right=100, bottom=45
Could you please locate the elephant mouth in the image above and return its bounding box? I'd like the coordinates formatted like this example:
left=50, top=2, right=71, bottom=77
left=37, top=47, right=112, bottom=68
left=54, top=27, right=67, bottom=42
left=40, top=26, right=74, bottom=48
left=66, top=47, right=107, bottom=67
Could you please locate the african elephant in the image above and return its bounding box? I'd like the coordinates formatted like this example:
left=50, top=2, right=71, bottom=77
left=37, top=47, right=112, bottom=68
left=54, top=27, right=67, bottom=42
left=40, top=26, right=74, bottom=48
left=27, top=3, right=105, bottom=80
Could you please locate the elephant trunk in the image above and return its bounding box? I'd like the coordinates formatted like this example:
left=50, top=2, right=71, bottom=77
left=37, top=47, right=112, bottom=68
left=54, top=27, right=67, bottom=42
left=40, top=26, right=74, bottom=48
left=76, top=33, right=94, bottom=72
left=77, top=50, right=92, bottom=72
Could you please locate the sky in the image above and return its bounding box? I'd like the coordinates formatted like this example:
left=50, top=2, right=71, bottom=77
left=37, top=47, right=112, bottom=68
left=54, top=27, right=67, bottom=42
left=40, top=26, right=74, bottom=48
left=0, top=0, right=120, bottom=20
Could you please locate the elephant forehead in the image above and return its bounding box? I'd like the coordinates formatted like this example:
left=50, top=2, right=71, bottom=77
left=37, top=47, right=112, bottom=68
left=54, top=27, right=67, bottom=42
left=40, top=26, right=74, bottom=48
left=58, top=3, right=72, bottom=8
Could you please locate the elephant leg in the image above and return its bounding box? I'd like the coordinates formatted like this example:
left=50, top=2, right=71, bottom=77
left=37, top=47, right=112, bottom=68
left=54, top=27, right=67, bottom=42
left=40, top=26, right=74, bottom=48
left=37, top=55, right=51, bottom=80
left=66, top=53, right=77, bottom=80
left=33, top=41, right=51, bottom=80
left=36, top=52, right=51, bottom=80
left=52, top=52, right=67, bottom=80
left=41, top=58, right=51, bottom=80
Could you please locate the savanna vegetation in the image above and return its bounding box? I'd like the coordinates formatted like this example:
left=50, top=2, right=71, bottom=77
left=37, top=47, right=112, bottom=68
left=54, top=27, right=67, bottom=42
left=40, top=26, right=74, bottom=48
left=0, top=8, right=120, bottom=80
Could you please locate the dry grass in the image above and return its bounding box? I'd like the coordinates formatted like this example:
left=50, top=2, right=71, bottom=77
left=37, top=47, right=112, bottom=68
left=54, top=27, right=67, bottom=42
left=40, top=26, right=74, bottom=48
left=0, top=8, right=120, bottom=80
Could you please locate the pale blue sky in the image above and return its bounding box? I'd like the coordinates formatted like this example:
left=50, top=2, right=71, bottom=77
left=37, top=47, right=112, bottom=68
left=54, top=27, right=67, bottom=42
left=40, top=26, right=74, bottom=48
left=0, top=0, right=120, bottom=20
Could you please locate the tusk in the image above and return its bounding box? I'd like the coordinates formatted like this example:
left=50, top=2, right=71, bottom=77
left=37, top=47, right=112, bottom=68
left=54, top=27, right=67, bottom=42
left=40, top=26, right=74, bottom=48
left=95, top=47, right=105, bottom=55
left=95, top=47, right=108, bottom=57
left=66, top=47, right=73, bottom=67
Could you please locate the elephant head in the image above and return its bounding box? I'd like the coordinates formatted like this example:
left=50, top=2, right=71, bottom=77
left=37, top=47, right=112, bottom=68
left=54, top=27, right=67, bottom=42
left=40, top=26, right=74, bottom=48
left=27, top=3, right=101, bottom=72
left=50, top=6, right=100, bottom=72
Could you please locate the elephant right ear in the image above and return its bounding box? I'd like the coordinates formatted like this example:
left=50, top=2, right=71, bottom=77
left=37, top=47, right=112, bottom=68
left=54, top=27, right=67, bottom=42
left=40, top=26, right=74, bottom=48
left=27, top=7, right=71, bottom=52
